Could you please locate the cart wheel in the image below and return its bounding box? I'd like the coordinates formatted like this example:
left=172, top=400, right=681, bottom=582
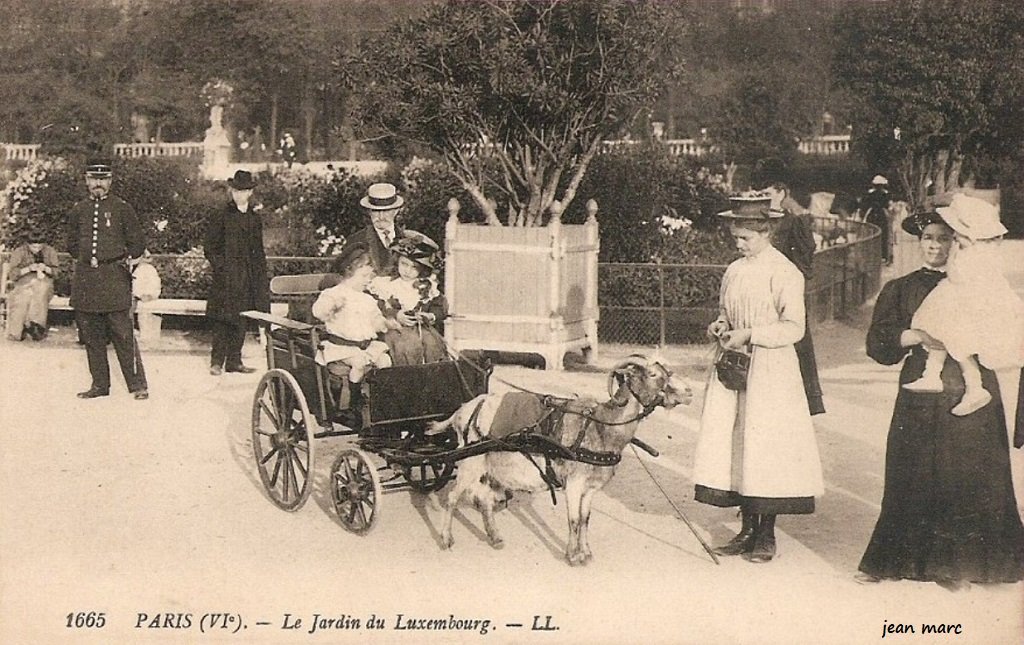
left=331, top=449, right=382, bottom=534
left=403, top=460, right=456, bottom=493
left=251, top=369, right=316, bottom=511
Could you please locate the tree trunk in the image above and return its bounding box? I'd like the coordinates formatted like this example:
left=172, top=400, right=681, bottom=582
left=303, top=105, right=315, bottom=162
left=269, top=94, right=279, bottom=154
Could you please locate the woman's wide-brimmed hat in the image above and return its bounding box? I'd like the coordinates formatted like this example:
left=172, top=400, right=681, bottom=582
left=391, top=230, right=438, bottom=269
left=900, top=210, right=948, bottom=237
left=360, top=182, right=405, bottom=211
left=227, top=170, right=257, bottom=190
left=717, top=192, right=785, bottom=220
left=936, top=193, right=1006, bottom=240
left=871, top=174, right=889, bottom=186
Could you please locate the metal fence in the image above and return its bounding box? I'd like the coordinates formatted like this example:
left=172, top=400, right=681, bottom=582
left=597, top=218, right=882, bottom=345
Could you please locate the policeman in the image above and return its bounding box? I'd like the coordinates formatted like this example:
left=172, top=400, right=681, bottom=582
left=67, top=158, right=149, bottom=400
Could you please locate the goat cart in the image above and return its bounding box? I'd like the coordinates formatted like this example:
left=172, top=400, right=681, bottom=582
left=241, top=274, right=678, bottom=540
left=240, top=273, right=648, bottom=538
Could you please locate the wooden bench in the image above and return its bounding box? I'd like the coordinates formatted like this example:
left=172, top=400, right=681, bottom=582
left=1, top=261, right=285, bottom=341
left=136, top=298, right=288, bottom=343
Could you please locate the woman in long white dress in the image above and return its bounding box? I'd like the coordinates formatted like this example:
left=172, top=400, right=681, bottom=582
left=693, top=196, right=824, bottom=563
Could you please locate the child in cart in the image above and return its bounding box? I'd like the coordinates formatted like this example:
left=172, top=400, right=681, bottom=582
left=368, top=230, right=448, bottom=365
left=903, top=193, right=1024, bottom=415
left=311, top=245, right=398, bottom=427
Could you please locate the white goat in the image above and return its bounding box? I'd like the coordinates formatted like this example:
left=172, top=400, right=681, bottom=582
left=429, top=356, right=691, bottom=565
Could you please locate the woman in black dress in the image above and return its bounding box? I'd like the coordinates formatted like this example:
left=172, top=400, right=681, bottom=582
left=857, top=210, right=1024, bottom=590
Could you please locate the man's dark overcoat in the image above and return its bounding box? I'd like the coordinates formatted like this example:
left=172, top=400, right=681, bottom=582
left=204, top=203, right=270, bottom=319
left=773, top=209, right=825, bottom=415
left=331, top=224, right=403, bottom=275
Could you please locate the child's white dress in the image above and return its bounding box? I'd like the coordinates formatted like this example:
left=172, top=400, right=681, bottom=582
left=311, top=282, right=390, bottom=368
left=912, top=240, right=1024, bottom=370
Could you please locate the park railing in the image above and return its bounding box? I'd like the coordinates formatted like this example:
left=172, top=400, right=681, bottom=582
left=597, top=217, right=881, bottom=345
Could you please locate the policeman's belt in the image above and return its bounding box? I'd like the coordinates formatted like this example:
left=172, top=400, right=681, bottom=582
left=87, top=255, right=127, bottom=266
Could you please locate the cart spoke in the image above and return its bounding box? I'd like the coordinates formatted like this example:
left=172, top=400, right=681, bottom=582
left=286, top=452, right=300, bottom=500
left=260, top=444, right=281, bottom=465
left=281, top=455, right=292, bottom=502
left=290, top=448, right=308, bottom=480
left=355, top=501, right=369, bottom=527
left=341, top=457, right=355, bottom=481
left=269, top=451, right=283, bottom=487
left=258, top=399, right=279, bottom=430
left=288, top=450, right=303, bottom=498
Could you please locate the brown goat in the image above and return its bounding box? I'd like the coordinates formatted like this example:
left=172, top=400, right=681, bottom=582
left=429, top=356, right=691, bottom=565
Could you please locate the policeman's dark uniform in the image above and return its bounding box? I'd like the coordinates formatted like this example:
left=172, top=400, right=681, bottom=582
left=67, top=161, right=149, bottom=399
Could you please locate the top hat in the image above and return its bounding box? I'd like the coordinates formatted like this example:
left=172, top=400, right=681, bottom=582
left=360, top=183, right=405, bottom=211
left=391, top=230, right=439, bottom=269
left=936, top=193, right=1006, bottom=240
left=85, top=157, right=113, bottom=178
left=717, top=192, right=784, bottom=220
left=227, top=170, right=257, bottom=190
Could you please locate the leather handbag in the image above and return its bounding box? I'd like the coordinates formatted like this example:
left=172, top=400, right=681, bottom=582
left=715, top=350, right=750, bottom=391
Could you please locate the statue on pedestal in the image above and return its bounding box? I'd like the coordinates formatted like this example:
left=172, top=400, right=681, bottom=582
left=200, top=80, right=234, bottom=179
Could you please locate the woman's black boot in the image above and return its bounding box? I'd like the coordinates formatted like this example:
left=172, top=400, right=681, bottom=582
left=743, top=513, right=777, bottom=563
left=712, top=510, right=758, bottom=556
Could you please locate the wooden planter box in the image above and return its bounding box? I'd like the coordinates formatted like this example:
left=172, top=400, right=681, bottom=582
left=443, top=201, right=599, bottom=370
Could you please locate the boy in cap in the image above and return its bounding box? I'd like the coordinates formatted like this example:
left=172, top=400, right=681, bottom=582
left=66, top=157, right=149, bottom=399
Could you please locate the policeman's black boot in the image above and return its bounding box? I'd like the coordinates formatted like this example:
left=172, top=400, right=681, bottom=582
left=743, top=513, right=777, bottom=563
left=712, top=510, right=758, bottom=556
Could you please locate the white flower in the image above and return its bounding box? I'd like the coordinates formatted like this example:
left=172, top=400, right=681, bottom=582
left=154, top=219, right=169, bottom=232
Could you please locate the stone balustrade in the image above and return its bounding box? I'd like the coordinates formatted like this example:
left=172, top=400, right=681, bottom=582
left=114, top=142, right=205, bottom=158
left=3, top=134, right=854, bottom=163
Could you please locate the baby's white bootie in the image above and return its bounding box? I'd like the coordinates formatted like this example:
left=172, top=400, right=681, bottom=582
left=903, top=374, right=943, bottom=393
left=951, top=389, right=992, bottom=416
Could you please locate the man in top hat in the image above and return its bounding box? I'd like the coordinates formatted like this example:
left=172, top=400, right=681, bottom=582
left=320, top=182, right=406, bottom=290
left=860, top=174, right=893, bottom=265
left=752, top=158, right=825, bottom=415
left=66, top=157, right=149, bottom=399
left=204, top=170, right=270, bottom=375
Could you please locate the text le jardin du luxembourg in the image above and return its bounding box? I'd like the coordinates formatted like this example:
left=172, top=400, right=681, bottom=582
left=97, top=611, right=562, bottom=636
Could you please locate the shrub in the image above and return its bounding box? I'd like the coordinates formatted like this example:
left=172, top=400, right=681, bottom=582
left=566, top=142, right=732, bottom=262
left=1, top=157, right=79, bottom=247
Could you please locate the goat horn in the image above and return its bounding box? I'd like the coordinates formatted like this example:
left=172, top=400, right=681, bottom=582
left=607, top=355, right=649, bottom=398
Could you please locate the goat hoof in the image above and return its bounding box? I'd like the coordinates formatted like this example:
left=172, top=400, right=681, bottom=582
left=566, top=552, right=586, bottom=566
left=440, top=535, right=454, bottom=550
left=488, top=536, right=505, bottom=550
